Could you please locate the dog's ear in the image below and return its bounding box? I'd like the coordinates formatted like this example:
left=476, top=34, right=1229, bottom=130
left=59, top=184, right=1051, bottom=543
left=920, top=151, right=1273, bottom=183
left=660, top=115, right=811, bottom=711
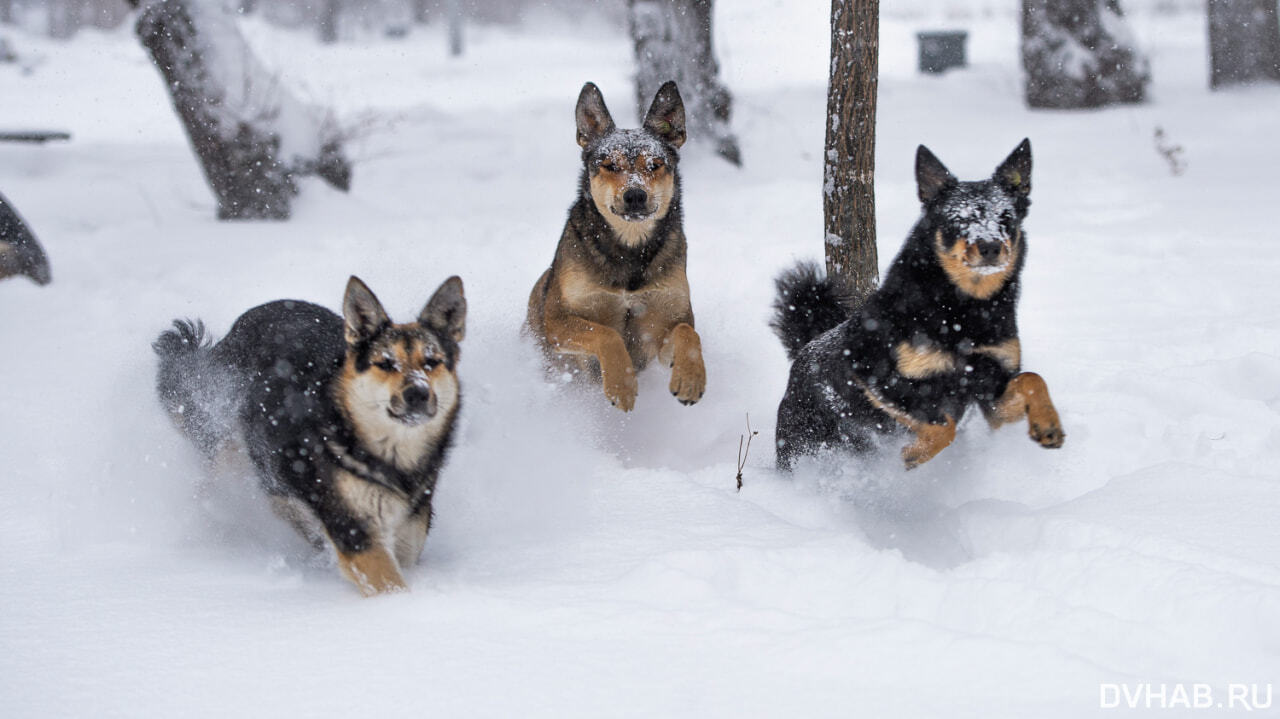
left=994, top=138, right=1032, bottom=196
left=343, top=276, right=390, bottom=345
left=576, top=82, right=616, bottom=148
left=643, top=80, right=686, bottom=148
left=916, top=145, right=956, bottom=204
left=419, top=275, right=466, bottom=344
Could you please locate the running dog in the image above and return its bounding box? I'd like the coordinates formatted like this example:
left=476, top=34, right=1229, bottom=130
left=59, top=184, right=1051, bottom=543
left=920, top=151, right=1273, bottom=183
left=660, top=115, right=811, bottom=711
left=526, top=81, right=705, bottom=411
left=154, top=276, right=465, bottom=596
left=772, top=139, right=1064, bottom=469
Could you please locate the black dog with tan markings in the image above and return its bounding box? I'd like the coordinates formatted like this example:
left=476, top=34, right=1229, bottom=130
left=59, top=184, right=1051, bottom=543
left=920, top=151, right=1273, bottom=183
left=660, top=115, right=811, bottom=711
left=772, top=139, right=1064, bottom=469
left=526, top=80, right=705, bottom=411
left=154, top=276, right=466, bottom=596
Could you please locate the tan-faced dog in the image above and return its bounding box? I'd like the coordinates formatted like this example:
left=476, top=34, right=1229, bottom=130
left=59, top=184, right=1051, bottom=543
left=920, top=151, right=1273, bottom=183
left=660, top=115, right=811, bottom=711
left=772, top=140, right=1064, bottom=469
left=154, top=276, right=466, bottom=596
left=526, top=81, right=705, bottom=411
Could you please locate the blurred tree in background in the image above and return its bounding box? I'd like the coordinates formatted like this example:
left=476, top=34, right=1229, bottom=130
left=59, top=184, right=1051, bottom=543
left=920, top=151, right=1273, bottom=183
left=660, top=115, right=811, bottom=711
left=628, top=0, right=741, bottom=166
left=1021, top=0, right=1150, bottom=109
left=1208, top=0, right=1280, bottom=88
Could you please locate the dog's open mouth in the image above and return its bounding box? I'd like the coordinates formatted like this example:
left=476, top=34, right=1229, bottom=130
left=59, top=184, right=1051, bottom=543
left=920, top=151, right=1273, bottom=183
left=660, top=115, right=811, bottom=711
left=965, top=259, right=1010, bottom=275
left=618, top=210, right=653, bottom=222
left=387, top=405, right=435, bottom=425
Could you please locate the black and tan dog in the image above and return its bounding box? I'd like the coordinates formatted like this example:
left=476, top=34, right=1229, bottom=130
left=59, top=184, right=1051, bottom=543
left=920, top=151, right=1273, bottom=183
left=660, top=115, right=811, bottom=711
left=772, top=140, right=1064, bottom=470
left=154, top=276, right=465, bottom=596
left=526, top=81, right=705, bottom=411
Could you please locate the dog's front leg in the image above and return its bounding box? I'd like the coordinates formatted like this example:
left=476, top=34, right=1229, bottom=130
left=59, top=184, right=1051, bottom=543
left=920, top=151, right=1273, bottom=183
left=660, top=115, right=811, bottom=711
left=987, top=372, right=1065, bottom=448
left=547, top=315, right=637, bottom=411
left=659, top=322, right=705, bottom=405
left=901, top=414, right=957, bottom=468
left=336, top=544, right=408, bottom=597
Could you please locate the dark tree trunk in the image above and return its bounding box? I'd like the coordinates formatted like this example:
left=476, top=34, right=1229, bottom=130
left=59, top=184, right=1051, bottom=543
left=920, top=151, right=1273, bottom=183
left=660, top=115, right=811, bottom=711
left=628, top=0, right=740, bottom=166
left=135, top=0, right=350, bottom=221
left=1208, top=0, right=1280, bottom=88
left=824, top=0, right=878, bottom=300
left=318, top=0, right=339, bottom=44
left=1, top=0, right=14, bottom=26
left=447, top=0, right=463, bottom=57
left=1022, top=0, right=1150, bottom=109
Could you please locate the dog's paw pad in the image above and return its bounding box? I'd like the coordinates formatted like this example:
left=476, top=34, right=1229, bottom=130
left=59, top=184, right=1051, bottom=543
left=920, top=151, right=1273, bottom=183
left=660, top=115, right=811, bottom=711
left=1031, top=424, right=1064, bottom=448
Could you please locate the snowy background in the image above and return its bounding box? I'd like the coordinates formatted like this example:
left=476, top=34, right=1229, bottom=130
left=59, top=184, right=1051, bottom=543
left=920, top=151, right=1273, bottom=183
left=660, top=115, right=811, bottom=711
left=2, top=0, right=1279, bottom=716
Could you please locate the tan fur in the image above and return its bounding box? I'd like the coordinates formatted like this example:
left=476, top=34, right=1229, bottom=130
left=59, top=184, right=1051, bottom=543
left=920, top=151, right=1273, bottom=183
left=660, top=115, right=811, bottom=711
left=527, top=226, right=704, bottom=411
left=848, top=377, right=956, bottom=469
left=329, top=470, right=413, bottom=596
left=974, top=338, right=1022, bottom=372
left=901, top=414, right=957, bottom=468
left=587, top=152, right=676, bottom=248
left=334, top=342, right=459, bottom=472
left=934, top=229, right=1022, bottom=300
left=895, top=341, right=958, bottom=379
left=987, top=371, right=1065, bottom=448
left=336, top=545, right=407, bottom=597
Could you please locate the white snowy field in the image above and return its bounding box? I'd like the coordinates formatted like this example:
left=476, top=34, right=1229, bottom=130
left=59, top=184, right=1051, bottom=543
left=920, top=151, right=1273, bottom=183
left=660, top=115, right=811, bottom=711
left=2, top=1, right=1279, bottom=716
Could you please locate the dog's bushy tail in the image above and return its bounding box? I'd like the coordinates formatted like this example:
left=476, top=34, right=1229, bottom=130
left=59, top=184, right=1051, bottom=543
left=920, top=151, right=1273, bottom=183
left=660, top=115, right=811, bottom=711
left=770, top=262, right=856, bottom=361
left=154, top=320, right=232, bottom=457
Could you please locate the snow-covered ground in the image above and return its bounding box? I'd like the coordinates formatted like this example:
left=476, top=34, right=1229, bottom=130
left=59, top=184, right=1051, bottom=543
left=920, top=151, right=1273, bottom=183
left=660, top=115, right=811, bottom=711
left=2, top=2, right=1278, bottom=716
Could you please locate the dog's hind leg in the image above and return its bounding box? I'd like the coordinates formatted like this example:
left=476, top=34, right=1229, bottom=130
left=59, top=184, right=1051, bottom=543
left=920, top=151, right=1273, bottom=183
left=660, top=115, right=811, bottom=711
left=986, top=372, right=1065, bottom=449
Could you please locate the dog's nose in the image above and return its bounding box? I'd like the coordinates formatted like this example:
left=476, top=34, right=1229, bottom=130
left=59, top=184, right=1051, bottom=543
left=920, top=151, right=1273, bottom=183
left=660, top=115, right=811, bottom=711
left=402, top=384, right=431, bottom=409
left=977, top=242, right=1003, bottom=263
left=623, top=188, right=648, bottom=211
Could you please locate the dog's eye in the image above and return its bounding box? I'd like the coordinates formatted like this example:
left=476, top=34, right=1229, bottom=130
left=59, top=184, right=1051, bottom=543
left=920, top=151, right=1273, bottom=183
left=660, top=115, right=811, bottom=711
left=423, top=357, right=442, bottom=370
left=374, top=359, right=398, bottom=372
left=602, top=162, right=620, bottom=172
left=650, top=159, right=665, bottom=171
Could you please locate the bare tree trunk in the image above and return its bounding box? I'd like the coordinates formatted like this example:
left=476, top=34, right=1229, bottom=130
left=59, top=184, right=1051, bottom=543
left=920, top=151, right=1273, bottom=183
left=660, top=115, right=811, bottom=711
left=824, top=0, right=878, bottom=300
left=136, top=0, right=350, bottom=220
left=1208, top=0, right=1280, bottom=88
left=1022, top=0, right=1150, bottom=109
left=628, top=0, right=740, bottom=166
left=446, top=0, right=462, bottom=56
left=1, top=0, right=14, bottom=25
left=318, top=0, right=339, bottom=44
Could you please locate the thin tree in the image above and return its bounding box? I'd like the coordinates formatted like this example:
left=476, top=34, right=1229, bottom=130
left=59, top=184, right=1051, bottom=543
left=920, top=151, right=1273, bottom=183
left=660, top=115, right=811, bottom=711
left=1021, top=0, right=1149, bottom=109
left=1208, top=0, right=1280, bottom=89
left=628, top=0, right=740, bottom=165
left=823, top=0, right=878, bottom=299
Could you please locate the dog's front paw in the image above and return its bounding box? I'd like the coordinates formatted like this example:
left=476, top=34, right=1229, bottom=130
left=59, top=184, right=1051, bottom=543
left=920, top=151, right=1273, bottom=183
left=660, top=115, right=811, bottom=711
left=603, top=365, right=638, bottom=412
left=1028, top=408, right=1065, bottom=449
left=669, top=354, right=706, bottom=406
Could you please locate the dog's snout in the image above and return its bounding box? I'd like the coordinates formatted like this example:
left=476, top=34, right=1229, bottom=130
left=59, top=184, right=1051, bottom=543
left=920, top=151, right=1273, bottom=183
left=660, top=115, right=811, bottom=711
left=402, top=383, right=431, bottom=409
left=977, top=242, right=1003, bottom=263
left=623, top=187, right=648, bottom=211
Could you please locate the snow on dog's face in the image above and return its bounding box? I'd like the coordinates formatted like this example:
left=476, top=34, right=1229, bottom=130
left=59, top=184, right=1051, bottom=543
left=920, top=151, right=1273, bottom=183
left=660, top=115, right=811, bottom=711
left=336, top=276, right=465, bottom=467
left=917, top=140, right=1032, bottom=300
left=575, top=81, right=685, bottom=247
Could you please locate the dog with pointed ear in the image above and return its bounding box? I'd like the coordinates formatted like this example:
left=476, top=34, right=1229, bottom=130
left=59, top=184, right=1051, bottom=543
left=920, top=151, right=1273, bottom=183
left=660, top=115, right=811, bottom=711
left=526, top=80, right=705, bottom=412
left=772, top=138, right=1063, bottom=471
left=155, top=274, right=467, bottom=597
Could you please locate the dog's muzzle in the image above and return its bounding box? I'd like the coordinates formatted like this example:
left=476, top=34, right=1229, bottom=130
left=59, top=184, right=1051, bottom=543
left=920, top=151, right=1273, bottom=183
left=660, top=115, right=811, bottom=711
left=389, top=381, right=436, bottom=424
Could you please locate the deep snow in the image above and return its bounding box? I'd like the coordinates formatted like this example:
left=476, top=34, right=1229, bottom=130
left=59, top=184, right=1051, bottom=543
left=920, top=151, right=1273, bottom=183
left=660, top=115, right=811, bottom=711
left=1, top=2, right=1278, bottom=717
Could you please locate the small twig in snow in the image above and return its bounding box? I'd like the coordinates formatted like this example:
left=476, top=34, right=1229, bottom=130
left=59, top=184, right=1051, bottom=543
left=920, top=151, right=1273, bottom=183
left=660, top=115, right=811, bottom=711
left=736, top=413, right=759, bottom=492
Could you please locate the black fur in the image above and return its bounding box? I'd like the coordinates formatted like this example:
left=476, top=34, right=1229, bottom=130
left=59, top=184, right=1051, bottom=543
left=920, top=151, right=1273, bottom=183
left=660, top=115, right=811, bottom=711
left=155, top=285, right=463, bottom=557
left=773, top=140, right=1034, bottom=469
left=770, top=262, right=859, bottom=361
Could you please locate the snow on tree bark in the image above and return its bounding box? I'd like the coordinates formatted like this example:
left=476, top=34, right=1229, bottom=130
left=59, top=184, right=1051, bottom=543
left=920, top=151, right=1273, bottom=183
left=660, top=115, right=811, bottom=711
left=1208, top=0, right=1280, bottom=89
left=1021, top=0, right=1150, bottom=109
left=627, top=0, right=740, bottom=166
left=824, top=0, right=878, bottom=300
left=135, top=0, right=350, bottom=220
